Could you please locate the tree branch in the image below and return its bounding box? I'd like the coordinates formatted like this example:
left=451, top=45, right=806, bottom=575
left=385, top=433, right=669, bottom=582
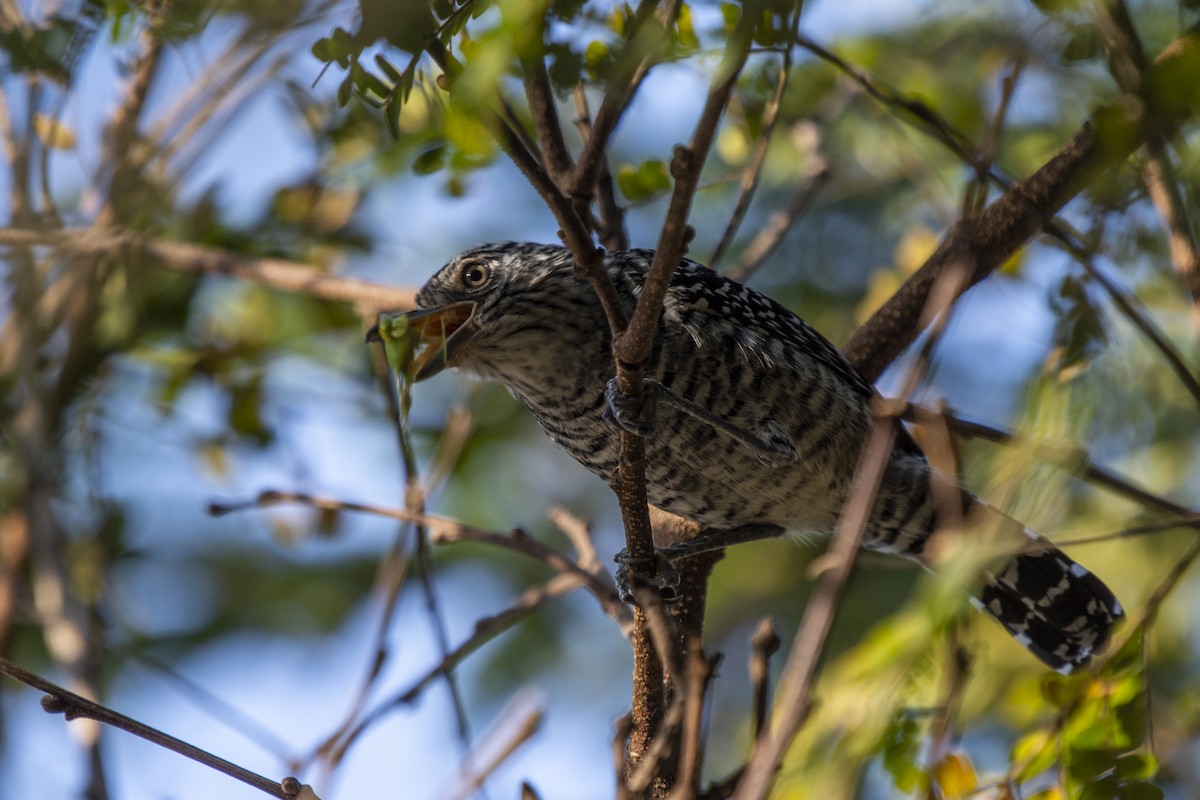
left=710, top=0, right=805, bottom=269
left=567, top=0, right=675, bottom=203
left=735, top=266, right=968, bottom=800
left=0, top=657, right=301, bottom=799
left=208, top=490, right=632, bottom=631
left=0, top=226, right=417, bottom=312
left=1095, top=0, right=1200, bottom=305
left=844, top=22, right=1200, bottom=381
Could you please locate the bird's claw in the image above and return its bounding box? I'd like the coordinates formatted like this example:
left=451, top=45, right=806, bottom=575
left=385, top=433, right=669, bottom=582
left=614, top=549, right=682, bottom=605
left=604, top=377, right=658, bottom=437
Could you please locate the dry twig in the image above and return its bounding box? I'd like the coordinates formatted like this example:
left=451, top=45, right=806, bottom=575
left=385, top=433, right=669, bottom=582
left=0, top=657, right=301, bottom=799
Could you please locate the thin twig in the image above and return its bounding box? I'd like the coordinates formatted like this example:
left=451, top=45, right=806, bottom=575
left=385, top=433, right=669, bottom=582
left=324, top=573, right=582, bottom=765
left=710, top=0, right=806, bottom=269
left=443, top=690, right=545, bottom=800
left=1094, top=0, right=1199, bottom=294
left=668, top=647, right=719, bottom=800
left=1077, top=254, right=1200, bottom=408
left=0, top=657, right=297, bottom=799
left=522, top=47, right=574, bottom=185
left=571, top=85, right=628, bottom=250
left=795, top=32, right=977, bottom=168
left=1054, top=516, right=1200, bottom=548
left=1142, top=144, right=1200, bottom=304
left=567, top=0, right=675, bottom=203
left=748, top=617, right=780, bottom=740
left=843, top=22, right=1200, bottom=381
left=614, top=714, right=635, bottom=800
left=0, top=226, right=417, bottom=312
left=923, top=408, right=1195, bottom=519
left=547, top=506, right=601, bottom=569
left=725, top=167, right=830, bottom=284
left=208, top=491, right=632, bottom=630
left=962, top=60, right=1024, bottom=219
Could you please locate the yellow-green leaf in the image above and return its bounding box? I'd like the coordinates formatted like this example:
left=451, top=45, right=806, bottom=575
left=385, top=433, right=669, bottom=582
left=33, top=113, right=77, bottom=149
left=932, top=752, right=977, bottom=798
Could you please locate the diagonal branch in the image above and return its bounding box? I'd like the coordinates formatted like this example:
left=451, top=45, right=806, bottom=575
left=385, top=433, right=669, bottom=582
left=521, top=49, right=574, bottom=185
left=844, top=22, right=1200, bottom=381
left=567, top=0, right=676, bottom=204
left=733, top=264, right=969, bottom=800
left=0, top=657, right=298, bottom=799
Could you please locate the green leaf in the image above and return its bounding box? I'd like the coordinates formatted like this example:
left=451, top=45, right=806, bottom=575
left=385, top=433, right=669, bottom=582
left=372, top=310, right=427, bottom=426
left=546, top=42, right=583, bottom=92
left=1066, top=748, right=1121, bottom=786
left=412, top=143, right=446, bottom=175
left=311, top=26, right=356, bottom=66
left=674, top=4, right=699, bottom=52
left=1061, top=28, right=1102, bottom=63
left=616, top=159, right=670, bottom=201
left=1012, top=730, right=1058, bottom=782
left=881, top=713, right=926, bottom=793
left=374, top=53, right=404, bottom=83
left=1118, top=782, right=1165, bottom=800
left=228, top=378, right=272, bottom=446
left=1115, top=753, right=1158, bottom=782
left=584, top=39, right=610, bottom=79
left=384, top=94, right=403, bottom=140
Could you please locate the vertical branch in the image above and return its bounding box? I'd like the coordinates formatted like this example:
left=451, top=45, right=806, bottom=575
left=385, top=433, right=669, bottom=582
left=521, top=50, right=573, bottom=185
left=572, top=85, right=628, bottom=250
left=1142, top=144, right=1200, bottom=304
left=710, top=0, right=805, bottom=269
left=567, top=0, right=676, bottom=204
left=731, top=413, right=895, bottom=800
left=1095, top=0, right=1200, bottom=307
left=612, top=10, right=759, bottom=792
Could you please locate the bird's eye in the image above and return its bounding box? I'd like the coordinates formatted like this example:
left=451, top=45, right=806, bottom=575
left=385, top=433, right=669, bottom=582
left=461, top=262, right=490, bottom=288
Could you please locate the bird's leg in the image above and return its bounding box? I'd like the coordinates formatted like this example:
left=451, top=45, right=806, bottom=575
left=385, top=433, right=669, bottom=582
left=613, top=551, right=681, bottom=605
left=605, top=377, right=799, bottom=466
left=603, top=376, right=658, bottom=437
left=613, top=523, right=786, bottom=604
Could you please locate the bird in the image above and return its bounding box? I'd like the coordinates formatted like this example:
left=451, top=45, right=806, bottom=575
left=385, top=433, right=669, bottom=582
left=369, top=241, right=1123, bottom=674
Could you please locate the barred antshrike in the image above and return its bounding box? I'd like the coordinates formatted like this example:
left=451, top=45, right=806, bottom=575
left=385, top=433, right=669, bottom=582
left=371, top=242, right=1122, bottom=673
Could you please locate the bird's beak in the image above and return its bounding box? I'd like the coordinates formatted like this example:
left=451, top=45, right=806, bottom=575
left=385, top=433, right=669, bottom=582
left=365, top=301, right=477, bottom=381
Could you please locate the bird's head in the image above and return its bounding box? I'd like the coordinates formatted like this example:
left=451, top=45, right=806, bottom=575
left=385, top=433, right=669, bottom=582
left=367, top=242, right=591, bottom=383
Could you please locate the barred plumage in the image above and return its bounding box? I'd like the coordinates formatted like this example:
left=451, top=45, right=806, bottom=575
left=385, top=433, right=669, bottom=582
left=382, top=242, right=1122, bottom=673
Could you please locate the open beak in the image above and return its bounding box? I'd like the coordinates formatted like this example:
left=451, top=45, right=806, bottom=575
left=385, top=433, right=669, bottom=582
left=365, top=301, right=477, bottom=381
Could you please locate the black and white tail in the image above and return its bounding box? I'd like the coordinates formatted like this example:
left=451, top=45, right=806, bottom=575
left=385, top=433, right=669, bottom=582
left=973, top=532, right=1123, bottom=674
left=868, top=451, right=1123, bottom=673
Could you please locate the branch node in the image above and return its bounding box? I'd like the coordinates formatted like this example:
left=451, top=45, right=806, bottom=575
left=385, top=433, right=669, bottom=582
left=670, top=145, right=694, bottom=178
left=41, top=694, right=66, bottom=715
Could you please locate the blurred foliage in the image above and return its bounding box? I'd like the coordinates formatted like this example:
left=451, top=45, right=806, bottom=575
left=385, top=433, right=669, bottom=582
left=2, top=0, right=1200, bottom=798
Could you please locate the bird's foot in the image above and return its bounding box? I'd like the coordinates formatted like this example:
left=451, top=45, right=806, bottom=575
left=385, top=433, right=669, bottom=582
left=604, top=377, right=659, bottom=437
left=614, top=549, right=681, bottom=605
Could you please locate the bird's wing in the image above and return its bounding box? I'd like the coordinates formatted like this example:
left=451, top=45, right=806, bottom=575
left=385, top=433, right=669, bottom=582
left=664, top=259, right=879, bottom=403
